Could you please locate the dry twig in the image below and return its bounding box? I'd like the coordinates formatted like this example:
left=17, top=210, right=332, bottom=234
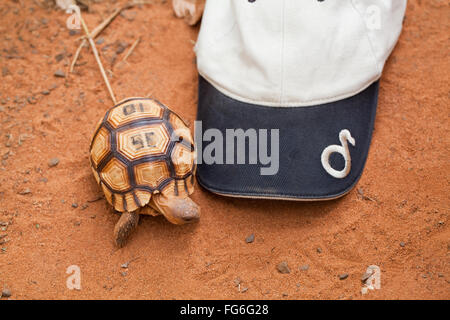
left=122, top=37, right=141, bottom=62
left=71, top=7, right=122, bottom=72
left=78, top=12, right=117, bottom=104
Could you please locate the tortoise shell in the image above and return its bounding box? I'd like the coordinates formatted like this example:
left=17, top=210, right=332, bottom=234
left=89, top=98, right=196, bottom=213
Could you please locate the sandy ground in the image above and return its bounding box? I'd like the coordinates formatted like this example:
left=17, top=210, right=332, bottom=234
left=0, top=0, right=448, bottom=300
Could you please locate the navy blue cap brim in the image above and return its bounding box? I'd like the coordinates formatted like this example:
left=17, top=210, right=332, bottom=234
left=196, top=75, right=379, bottom=200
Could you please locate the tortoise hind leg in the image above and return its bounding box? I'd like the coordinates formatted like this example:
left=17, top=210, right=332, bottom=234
left=113, top=211, right=140, bottom=248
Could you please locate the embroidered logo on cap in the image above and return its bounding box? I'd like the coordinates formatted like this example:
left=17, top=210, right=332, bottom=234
left=321, top=129, right=355, bottom=179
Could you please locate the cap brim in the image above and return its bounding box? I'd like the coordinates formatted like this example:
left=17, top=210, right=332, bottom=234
left=196, top=76, right=379, bottom=200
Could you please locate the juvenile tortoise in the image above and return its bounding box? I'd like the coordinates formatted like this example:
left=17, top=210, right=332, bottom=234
left=90, top=97, right=200, bottom=247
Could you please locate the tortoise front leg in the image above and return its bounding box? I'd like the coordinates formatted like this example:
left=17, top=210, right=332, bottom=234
left=113, top=211, right=140, bottom=248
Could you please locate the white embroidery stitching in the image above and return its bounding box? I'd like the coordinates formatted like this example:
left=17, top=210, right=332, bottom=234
left=321, top=129, right=355, bottom=179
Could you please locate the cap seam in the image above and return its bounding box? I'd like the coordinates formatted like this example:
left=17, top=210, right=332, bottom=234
left=198, top=69, right=381, bottom=108
left=194, top=10, right=237, bottom=54
left=349, top=0, right=382, bottom=74
left=196, top=165, right=364, bottom=200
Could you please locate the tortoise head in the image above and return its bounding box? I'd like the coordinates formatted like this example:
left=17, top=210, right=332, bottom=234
left=151, top=193, right=200, bottom=225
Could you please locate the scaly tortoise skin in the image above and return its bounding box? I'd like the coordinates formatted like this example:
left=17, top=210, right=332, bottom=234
left=90, top=97, right=200, bottom=247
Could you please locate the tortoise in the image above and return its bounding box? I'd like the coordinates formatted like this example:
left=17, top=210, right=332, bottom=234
left=89, top=97, right=200, bottom=247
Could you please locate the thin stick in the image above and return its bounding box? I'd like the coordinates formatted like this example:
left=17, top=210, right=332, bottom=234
left=70, top=39, right=86, bottom=73
left=79, top=12, right=117, bottom=104
left=71, top=7, right=122, bottom=73
left=122, top=37, right=141, bottom=62
left=78, top=7, right=122, bottom=41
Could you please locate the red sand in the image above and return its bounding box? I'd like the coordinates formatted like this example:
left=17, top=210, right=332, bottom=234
left=0, top=0, right=448, bottom=299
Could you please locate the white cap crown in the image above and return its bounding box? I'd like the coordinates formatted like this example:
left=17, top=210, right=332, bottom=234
left=195, top=0, right=406, bottom=107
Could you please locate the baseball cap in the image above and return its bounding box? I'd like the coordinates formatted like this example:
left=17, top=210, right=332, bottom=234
left=194, top=0, right=406, bottom=200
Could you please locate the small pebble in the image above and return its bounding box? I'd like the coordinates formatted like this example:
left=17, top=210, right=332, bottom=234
left=72, top=203, right=78, bottom=208
left=300, top=265, right=309, bottom=271
left=115, top=41, right=128, bottom=54
left=400, top=242, right=405, bottom=247
left=27, top=96, right=37, bottom=104
left=48, top=158, right=59, bottom=167
left=241, top=287, right=248, bottom=293
left=277, top=261, right=290, bottom=274
left=54, top=70, right=66, bottom=78
left=55, top=53, right=65, bottom=62
left=339, top=273, right=349, bottom=280
left=96, top=37, right=105, bottom=45
left=317, top=247, right=322, bottom=254
left=2, top=288, right=11, bottom=298
left=18, top=188, right=31, bottom=195
left=245, top=234, right=255, bottom=243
